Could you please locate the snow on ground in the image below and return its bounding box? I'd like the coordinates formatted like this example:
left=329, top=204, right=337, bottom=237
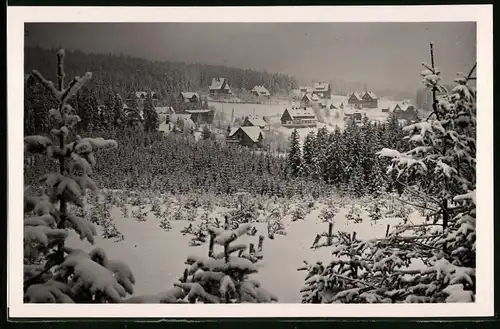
left=66, top=195, right=426, bottom=303
left=208, top=101, right=287, bottom=120
left=209, top=96, right=404, bottom=143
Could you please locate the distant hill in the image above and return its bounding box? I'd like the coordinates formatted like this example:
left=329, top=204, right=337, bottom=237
left=24, top=46, right=299, bottom=104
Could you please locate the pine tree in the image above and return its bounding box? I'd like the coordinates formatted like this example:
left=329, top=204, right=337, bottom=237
left=302, top=131, right=316, bottom=178
left=23, top=49, right=134, bottom=303
left=112, top=93, right=125, bottom=128
left=300, top=44, right=477, bottom=304
left=286, top=129, right=302, bottom=178
left=101, top=88, right=116, bottom=129
left=76, top=86, right=100, bottom=132
left=126, top=93, right=142, bottom=128
left=324, top=127, right=344, bottom=186
left=314, top=127, right=330, bottom=180
left=143, top=93, right=159, bottom=132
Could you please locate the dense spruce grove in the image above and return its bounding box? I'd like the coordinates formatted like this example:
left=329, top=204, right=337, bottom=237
left=285, top=115, right=409, bottom=196
left=24, top=115, right=409, bottom=198
left=22, top=43, right=477, bottom=304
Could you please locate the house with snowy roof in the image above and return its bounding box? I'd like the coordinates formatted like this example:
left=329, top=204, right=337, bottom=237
left=251, top=85, right=271, bottom=98
left=312, top=82, right=331, bottom=99
left=392, top=102, right=419, bottom=122
left=280, top=107, right=318, bottom=128
left=329, top=101, right=345, bottom=110
left=155, top=106, right=176, bottom=124
left=184, top=108, right=215, bottom=125
left=226, top=126, right=264, bottom=148
left=209, top=78, right=232, bottom=96
left=347, top=91, right=378, bottom=109
left=360, top=91, right=379, bottom=108
left=300, top=93, right=316, bottom=107
left=242, top=116, right=267, bottom=130
left=179, top=92, right=200, bottom=103
left=299, top=86, right=313, bottom=94
left=127, top=91, right=159, bottom=108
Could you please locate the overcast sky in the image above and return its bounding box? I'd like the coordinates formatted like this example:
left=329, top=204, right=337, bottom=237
left=25, top=22, right=476, bottom=92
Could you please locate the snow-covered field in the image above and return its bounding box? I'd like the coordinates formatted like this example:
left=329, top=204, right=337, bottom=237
left=66, top=193, right=425, bottom=303
left=209, top=101, right=288, bottom=120
left=209, top=96, right=402, bottom=142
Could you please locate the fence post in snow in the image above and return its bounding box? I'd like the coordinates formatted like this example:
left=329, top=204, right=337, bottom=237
left=208, top=232, right=215, bottom=258
left=258, top=235, right=264, bottom=253
left=327, top=221, right=333, bottom=246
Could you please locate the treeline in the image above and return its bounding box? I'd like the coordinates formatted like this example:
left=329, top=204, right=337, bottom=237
left=24, top=77, right=160, bottom=136
left=24, top=46, right=299, bottom=103
left=24, top=128, right=329, bottom=198
left=285, top=114, right=409, bottom=197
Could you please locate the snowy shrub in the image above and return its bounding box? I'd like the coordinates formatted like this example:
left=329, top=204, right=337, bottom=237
left=23, top=49, right=133, bottom=303
left=126, top=224, right=277, bottom=303
left=368, top=203, right=382, bottom=223
left=345, top=204, right=363, bottom=224
left=131, top=204, right=148, bottom=222
left=226, top=201, right=259, bottom=225
left=291, top=204, right=306, bottom=222
left=300, top=46, right=476, bottom=304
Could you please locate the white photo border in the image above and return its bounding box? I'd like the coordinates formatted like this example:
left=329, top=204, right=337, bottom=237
left=7, top=4, right=493, bottom=319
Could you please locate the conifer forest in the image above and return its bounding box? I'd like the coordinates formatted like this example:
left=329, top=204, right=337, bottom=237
left=22, top=25, right=477, bottom=305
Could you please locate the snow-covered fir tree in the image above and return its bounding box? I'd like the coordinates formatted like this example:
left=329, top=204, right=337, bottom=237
left=287, top=129, right=302, bottom=178
left=23, top=49, right=134, bottom=303
left=302, top=131, right=317, bottom=178
left=143, top=93, right=159, bottom=132
left=299, top=45, right=476, bottom=304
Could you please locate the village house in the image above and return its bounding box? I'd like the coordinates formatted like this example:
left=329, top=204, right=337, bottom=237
left=209, top=78, right=232, bottom=96
left=347, top=92, right=363, bottom=107
left=280, top=107, right=318, bottom=128
left=155, top=106, right=176, bottom=124
left=319, top=99, right=339, bottom=110
left=299, top=86, right=313, bottom=94
left=179, top=92, right=200, bottom=103
left=344, top=111, right=363, bottom=123
left=347, top=91, right=379, bottom=109
left=361, top=91, right=379, bottom=108
left=126, top=91, right=159, bottom=108
left=171, top=113, right=195, bottom=130
left=251, top=85, right=271, bottom=98
left=312, top=82, right=332, bottom=99
left=242, top=116, right=267, bottom=130
left=392, top=102, right=419, bottom=122
left=184, top=108, right=215, bottom=125
left=300, top=94, right=315, bottom=107
left=226, top=126, right=264, bottom=148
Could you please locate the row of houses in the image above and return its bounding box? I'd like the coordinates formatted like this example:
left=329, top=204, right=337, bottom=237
left=209, top=78, right=271, bottom=98
left=297, top=82, right=332, bottom=100
left=299, top=93, right=345, bottom=110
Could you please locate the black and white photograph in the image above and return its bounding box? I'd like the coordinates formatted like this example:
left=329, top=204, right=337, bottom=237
left=8, top=5, right=493, bottom=318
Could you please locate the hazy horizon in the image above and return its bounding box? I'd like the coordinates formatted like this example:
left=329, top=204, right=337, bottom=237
left=25, top=22, right=476, bottom=93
